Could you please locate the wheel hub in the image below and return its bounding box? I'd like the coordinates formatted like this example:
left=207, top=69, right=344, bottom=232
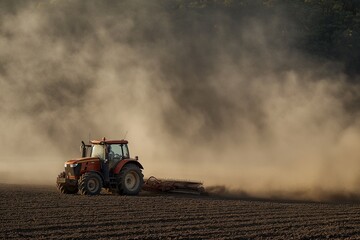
left=125, top=171, right=139, bottom=191
left=87, top=179, right=99, bottom=192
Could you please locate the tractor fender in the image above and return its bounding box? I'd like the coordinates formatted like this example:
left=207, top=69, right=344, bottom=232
left=113, top=160, right=144, bottom=175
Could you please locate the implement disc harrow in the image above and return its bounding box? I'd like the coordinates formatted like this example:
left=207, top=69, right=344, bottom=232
left=142, top=176, right=206, bottom=195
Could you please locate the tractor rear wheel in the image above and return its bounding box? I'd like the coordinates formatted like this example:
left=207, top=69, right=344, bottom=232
left=56, top=172, right=78, bottom=194
left=78, top=172, right=103, bottom=195
left=117, top=164, right=144, bottom=195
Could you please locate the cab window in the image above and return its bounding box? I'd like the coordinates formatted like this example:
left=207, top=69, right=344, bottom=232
left=109, top=144, right=122, bottom=160
left=91, top=144, right=105, bottom=159
left=122, top=144, right=129, bottom=158
left=108, top=144, right=130, bottom=160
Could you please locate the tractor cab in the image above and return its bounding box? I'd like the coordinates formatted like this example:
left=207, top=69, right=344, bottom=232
left=81, top=138, right=135, bottom=169
left=89, top=140, right=131, bottom=169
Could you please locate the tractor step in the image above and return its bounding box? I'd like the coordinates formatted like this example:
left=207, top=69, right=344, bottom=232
left=108, top=177, right=118, bottom=189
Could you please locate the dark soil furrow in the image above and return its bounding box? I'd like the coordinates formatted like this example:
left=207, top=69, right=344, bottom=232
left=2, top=185, right=360, bottom=239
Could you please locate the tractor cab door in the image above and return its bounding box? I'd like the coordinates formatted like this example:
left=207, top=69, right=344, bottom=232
left=107, top=144, right=130, bottom=170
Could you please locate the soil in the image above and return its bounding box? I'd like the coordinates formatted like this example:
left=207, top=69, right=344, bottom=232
left=1, top=184, right=360, bottom=239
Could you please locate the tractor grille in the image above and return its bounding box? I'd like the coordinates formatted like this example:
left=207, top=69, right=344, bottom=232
left=65, top=164, right=81, bottom=177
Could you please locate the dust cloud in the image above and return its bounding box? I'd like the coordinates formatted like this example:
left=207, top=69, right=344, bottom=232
left=0, top=1, right=360, bottom=201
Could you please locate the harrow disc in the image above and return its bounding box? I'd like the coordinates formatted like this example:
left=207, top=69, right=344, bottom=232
left=142, top=176, right=205, bottom=195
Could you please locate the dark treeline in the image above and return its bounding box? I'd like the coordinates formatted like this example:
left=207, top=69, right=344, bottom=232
left=169, top=0, right=360, bottom=76
left=1, top=0, right=359, bottom=76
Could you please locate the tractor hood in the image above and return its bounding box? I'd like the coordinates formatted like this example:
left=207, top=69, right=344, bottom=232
left=65, top=157, right=99, bottom=165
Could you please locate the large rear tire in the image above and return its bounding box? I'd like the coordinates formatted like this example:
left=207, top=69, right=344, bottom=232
left=117, top=164, right=144, bottom=195
left=56, top=172, right=78, bottom=194
left=78, top=172, right=103, bottom=195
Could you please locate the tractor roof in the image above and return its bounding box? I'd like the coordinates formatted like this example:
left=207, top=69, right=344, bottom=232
left=90, top=138, right=128, bottom=145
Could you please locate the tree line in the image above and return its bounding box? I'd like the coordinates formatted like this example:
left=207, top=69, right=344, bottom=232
left=171, top=0, right=360, bottom=76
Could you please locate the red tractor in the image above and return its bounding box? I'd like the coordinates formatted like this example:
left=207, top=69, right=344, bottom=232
left=56, top=137, right=144, bottom=195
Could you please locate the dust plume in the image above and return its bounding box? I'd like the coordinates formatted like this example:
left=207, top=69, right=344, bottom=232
left=0, top=1, right=360, bottom=201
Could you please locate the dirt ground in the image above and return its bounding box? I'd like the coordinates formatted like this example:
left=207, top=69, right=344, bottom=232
left=1, top=184, right=360, bottom=239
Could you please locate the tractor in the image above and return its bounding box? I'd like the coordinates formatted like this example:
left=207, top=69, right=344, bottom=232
left=56, top=137, right=144, bottom=195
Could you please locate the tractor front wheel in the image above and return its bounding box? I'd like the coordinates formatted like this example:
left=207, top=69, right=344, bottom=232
left=56, top=172, right=78, bottom=194
left=78, top=172, right=103, bottom=195
left=117, top=164, right=144, bottom=195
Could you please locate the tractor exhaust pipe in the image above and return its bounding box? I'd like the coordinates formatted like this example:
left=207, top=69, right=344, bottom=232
left=81, top=141, right=87, bottom=157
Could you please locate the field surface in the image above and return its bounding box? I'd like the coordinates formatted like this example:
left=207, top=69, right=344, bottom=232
left=1, top=184, right=360, bottom=239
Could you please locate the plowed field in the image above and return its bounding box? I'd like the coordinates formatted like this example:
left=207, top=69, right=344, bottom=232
left=1, top=184, right=360, bottom=239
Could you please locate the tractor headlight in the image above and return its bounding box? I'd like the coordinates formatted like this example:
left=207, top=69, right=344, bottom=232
left=70, top=163, right=78, bottom=168
left=64, top=163, right=67, bottom=167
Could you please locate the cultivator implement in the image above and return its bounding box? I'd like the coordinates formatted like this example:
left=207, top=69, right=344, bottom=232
left=142, top=176, right=206, bottom=195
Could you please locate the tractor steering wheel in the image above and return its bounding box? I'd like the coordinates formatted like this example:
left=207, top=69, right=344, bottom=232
left=113, top=153, right=121, bottom=159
